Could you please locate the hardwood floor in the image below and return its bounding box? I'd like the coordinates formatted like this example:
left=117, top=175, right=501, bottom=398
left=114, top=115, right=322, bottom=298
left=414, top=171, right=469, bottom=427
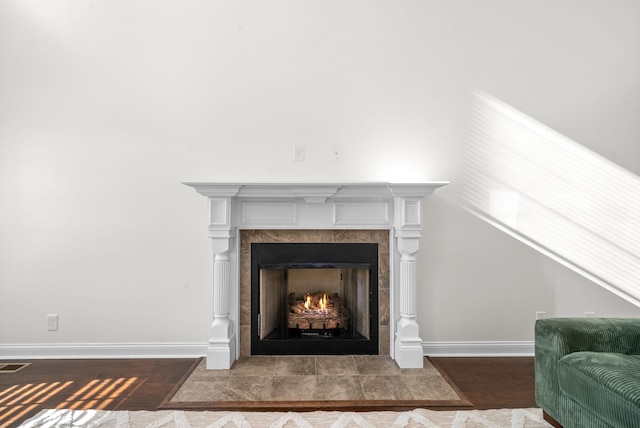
left=0, top=357, right=537, bottom=427
left=431, top=357, right=537, bottom=410
left=0, top=358, right=196, bottom=427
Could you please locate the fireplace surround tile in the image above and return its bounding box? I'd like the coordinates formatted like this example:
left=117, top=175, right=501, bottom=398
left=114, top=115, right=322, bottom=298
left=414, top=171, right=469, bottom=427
left=239, top=229, right=390, bottom=357
left=239, top=325, right=251, bottom=358
left=379, top=326, right=390, bottom=355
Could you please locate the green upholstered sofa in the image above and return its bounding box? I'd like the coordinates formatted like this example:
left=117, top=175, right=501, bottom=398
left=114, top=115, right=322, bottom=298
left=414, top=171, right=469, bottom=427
left=535, top=318, right=640, bottom=427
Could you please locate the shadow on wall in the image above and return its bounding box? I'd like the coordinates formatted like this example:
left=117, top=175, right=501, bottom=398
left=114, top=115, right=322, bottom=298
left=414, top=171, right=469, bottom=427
left=462, top=90, right=640, bottom=308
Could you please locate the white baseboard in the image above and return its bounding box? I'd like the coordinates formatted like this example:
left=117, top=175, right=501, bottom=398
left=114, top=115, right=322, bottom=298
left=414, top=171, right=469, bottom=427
left=0, top=343, right=209, bottom=360
left=0, top=341, right=534, bottom=359
left=423, top=341, right=534, bottom=357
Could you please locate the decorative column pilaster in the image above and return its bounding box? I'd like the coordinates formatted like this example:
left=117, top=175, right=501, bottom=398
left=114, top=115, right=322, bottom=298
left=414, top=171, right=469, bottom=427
left=202, top=186, right=241, bottom=369
left=393, top=193, right=426, bottom=368
left=207, top=224, right=235, bottom=369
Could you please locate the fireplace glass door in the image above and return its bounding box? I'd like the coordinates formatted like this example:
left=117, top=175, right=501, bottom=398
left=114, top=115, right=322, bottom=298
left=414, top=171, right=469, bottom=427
left=251, top=243, right=378, bottom=355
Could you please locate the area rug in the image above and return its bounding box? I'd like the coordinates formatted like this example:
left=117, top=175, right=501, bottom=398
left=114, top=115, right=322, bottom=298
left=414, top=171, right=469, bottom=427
left=20, top=408, right=552, bottom=427
left=161, top=356, right=471, bottom=411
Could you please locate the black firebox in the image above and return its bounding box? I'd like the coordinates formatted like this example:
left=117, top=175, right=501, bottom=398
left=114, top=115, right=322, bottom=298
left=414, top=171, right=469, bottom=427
left=251, top=242, right=379, bottom=355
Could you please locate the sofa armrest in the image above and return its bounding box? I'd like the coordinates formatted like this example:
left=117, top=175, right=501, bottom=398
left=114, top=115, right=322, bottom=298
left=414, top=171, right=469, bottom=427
left=534, top=318, right=640, bottom=422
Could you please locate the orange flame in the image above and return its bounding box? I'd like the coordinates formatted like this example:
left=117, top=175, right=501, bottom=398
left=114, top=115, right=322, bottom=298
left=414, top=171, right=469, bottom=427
left=319, top=293, right=328, bottom=311
left=304, top=294, right=311, bottom=310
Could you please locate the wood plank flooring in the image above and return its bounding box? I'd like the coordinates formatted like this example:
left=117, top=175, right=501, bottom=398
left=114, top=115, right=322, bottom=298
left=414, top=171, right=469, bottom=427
left=0, top=357, right=537, bottom=427
left=432, top=357, right=536, bottom=410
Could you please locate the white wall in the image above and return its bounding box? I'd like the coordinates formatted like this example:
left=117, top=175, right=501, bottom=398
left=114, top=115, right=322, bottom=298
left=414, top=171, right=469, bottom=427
left=1, top=0, right=639, bottom=353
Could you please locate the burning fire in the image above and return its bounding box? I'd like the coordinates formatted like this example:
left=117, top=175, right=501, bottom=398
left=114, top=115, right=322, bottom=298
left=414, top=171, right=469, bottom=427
left=319, top=292, right=328, bottom=311
left=288, top=291, right=346, bottom=330
left=300, top=292, right=330, bottom=313
left=304, top=294, right=312, bottom=310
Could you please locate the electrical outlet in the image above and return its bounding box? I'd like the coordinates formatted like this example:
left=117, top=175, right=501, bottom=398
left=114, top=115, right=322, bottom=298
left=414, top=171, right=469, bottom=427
left=47, top=314, right=59, bottom=331
left=535, top=311, right=546, bottom=320
left=584, top=311, right=596, bottom=318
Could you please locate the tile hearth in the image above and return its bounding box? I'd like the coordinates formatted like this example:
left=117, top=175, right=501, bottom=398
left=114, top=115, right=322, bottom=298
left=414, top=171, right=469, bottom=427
left=170, top=356, right=461, bottom=402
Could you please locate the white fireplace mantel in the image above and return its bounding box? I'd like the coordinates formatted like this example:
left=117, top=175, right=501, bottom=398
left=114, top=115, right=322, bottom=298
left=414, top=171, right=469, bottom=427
left=184, top=181, right=448, bottom=369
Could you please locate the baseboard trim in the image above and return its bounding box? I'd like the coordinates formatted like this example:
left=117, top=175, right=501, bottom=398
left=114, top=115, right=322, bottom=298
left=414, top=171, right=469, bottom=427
left=0, top=343, right=208, bottom=359
left=423, top=341, right=534, bottom=357
left=0, top=341, right=534, bottom=359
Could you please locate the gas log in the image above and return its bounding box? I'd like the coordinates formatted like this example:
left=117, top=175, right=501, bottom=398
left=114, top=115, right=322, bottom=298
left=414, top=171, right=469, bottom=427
left=287, top=291, right=349, bottom=330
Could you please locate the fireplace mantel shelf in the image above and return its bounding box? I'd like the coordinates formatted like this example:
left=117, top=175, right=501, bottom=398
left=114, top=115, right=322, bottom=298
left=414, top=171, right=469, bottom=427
left=184, top=180, right=448, bottom=370
left=184, top=182, right=448, bottom=203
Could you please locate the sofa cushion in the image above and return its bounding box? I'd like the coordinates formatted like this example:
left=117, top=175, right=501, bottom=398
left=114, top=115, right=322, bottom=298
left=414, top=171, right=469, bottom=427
left=558, top=351, right=640, bottom=427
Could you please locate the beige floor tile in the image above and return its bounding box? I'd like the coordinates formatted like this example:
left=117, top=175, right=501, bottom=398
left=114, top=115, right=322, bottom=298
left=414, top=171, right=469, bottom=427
left=171, top=356, right=462, bottom=404
left=270, top=375, right=317, bottom=400
left=317, top=375, right=364, bottom=400
left=359, top=375, right=413, bottom=400
left=315, top=356, right=357, bottom=375
left=275, top=356, right=316, bottom=375
left=230, top=356, right=277, bottom=376
left=171, top=377, right=229, bottom=402
left=221, top=376, right=273, bottom=401
left=353, top=355, right=401, bottom=375
left=402, top=374, right=460, bottom=400
left=185, top=360, right=231, bottom=380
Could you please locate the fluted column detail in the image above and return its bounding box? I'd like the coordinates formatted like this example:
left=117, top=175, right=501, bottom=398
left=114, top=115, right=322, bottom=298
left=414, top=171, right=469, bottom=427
left=213, top=252, right=230, bottom=318
left=399, top=253, right=417, bottom=318
left=393, top=193, right=426, bottom=369
left=205, top=194, right=238, bottom=370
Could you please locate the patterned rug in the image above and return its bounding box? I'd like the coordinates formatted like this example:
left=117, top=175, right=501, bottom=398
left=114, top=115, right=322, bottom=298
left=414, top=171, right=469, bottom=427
left=162, top=356, right=471, bottom=411
left=20, top=408, right=552, bottom=427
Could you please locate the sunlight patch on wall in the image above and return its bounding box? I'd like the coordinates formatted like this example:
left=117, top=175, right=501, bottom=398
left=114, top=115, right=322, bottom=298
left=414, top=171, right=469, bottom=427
left=463, top=90, right=640, bottom=307
left=363, top=148, right=435, bottom=183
